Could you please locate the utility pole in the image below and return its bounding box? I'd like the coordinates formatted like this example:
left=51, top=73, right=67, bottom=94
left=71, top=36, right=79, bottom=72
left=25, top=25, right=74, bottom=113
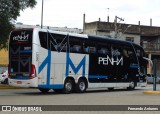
left=107, top=8, right=109, bottom=22
left=114, top=16, right=124, bottom=38
left=41, top=0, right=44, bottom=29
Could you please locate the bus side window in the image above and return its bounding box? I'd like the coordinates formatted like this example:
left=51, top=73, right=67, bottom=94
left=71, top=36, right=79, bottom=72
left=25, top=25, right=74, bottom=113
left=39, top=32, right=48, bottom=49
left=88, top=47, right=96, bottom=53
left=72, top=45, right=81, bottom=52
left=83, top=47, right=89, bottom=53
left=69, top=36, right=82, bottom=53
left=111, top=45, right=121, bottom=57
left=83, top=40, right=97, bottom=54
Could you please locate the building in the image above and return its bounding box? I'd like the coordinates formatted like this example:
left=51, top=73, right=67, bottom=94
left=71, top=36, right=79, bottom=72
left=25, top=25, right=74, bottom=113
left=83, top=15, right=160, bottom=75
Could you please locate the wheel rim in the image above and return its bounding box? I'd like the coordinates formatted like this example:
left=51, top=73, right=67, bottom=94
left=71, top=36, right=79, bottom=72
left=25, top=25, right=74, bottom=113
left=65, top=82, right=72, bottom=92
left=129, top=81, right=135, bottom=88
left=79, top=82, right=85, bottom=91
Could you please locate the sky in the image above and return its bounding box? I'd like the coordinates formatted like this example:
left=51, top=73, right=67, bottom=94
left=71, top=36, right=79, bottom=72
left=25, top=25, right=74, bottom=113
left=16, top=0, right=160, bottom=29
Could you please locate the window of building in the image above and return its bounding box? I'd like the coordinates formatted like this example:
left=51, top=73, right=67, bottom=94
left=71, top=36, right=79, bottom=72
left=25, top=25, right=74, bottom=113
left=126, top=37, right=134, bottom=42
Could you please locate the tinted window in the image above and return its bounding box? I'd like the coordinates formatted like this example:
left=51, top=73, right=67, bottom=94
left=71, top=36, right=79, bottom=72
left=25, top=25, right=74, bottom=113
left=39, top=32, right=68, bottom=52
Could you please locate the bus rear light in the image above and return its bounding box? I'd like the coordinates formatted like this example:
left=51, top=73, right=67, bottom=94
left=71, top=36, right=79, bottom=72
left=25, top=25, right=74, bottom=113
left=2, top=75, right=6, bottom=77
left=30, top=64, right=37, bottom=79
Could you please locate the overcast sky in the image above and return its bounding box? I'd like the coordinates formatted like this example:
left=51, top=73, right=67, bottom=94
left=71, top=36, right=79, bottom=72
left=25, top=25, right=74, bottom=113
left=16, top=0, right=160, bottom=29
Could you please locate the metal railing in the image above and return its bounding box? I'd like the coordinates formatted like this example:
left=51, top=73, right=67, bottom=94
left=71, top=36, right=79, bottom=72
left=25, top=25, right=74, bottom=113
left=143, top=43, right=160, bottom=51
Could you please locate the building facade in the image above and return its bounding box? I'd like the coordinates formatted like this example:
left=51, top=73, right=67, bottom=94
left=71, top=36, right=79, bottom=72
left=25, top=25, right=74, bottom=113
left=83, top=20, right=160, bottom=75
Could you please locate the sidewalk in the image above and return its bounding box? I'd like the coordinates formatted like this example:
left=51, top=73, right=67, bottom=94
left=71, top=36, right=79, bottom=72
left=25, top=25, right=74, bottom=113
left=143, top=84, right=160, bottom=95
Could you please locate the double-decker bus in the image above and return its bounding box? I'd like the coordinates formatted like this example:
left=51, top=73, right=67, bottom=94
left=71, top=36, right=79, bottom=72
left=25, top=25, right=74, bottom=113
left=8, top=28, right=149, bottom=93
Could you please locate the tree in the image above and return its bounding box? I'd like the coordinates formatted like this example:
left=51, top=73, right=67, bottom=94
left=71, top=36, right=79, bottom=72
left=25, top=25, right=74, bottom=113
left=0, top=0, right=37, bottom=49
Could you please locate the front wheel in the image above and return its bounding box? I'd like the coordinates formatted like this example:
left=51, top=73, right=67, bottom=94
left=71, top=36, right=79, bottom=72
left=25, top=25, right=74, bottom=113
left=39, top=88, right=50, bottom=93
left=127, top=81, right=136, bottom=90
left=75, top=79, right=87, bottom=93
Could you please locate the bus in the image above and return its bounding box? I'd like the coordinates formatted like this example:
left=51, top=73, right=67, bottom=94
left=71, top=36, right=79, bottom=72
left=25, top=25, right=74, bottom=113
left=8, top=28, right=149, bottom=93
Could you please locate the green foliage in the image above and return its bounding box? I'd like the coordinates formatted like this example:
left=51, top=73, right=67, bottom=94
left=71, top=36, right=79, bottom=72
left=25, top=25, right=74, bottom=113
left=0, top=0, right=37, bottom=49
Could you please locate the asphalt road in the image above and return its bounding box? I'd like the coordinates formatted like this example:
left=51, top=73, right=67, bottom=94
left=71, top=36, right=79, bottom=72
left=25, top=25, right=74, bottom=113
left=0, top=84, right=160, bottom=114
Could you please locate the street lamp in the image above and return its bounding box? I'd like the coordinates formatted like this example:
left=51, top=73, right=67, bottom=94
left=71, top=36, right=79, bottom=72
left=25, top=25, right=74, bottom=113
left=41, top=0, right=44, bottom=29
left=123, top=25, right=132, bottom=33
left=118, top=24, right=132, bottom=38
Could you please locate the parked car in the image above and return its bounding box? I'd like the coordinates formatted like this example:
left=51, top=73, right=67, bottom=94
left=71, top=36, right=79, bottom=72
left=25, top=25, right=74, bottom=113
left=0, top=70, right=8, bottom=84
left=147, top=74, right=160, bottom=84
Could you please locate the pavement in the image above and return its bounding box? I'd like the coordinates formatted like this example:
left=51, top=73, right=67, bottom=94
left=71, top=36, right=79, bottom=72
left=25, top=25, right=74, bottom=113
left=1, top=83, right=160, bottom=94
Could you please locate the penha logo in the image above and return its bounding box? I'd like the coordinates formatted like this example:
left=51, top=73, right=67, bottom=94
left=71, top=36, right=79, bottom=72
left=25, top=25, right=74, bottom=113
left=98, top=55, right=123, bottom=66
left=13, top=32, right=29, bottom=41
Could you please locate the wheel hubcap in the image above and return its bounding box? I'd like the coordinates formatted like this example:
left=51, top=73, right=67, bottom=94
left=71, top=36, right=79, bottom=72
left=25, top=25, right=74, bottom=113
left=65, top=82, right=72, bottom=91
left=79, top=82, right=85, bottom=91
left=129, top=81, right=134, bottom=88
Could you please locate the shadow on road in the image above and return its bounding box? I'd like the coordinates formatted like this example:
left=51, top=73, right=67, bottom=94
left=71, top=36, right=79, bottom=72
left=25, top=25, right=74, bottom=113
left=13, top=88, right=144, bottom=96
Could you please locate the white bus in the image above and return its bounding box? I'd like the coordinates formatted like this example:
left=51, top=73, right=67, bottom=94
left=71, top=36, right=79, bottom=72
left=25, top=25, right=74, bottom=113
left=8, top=28, right=148, bottom=93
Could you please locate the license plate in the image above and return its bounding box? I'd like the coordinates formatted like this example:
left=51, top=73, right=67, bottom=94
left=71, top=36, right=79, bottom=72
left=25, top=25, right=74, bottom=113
left=17, top=81, right=22, bottom=84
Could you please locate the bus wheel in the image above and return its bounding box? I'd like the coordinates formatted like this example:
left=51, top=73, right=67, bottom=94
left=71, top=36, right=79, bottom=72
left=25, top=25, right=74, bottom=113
left=76, top=79, right=87, bottom=93
left=127, top=81, right=135, bottom=90
left=39, top=88, right=50, bottom=93
left=63, top=79, right=73, bottom=94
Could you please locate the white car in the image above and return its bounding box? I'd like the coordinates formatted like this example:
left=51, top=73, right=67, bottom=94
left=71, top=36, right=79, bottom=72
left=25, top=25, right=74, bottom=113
left=0, top=70, right=8, bottom=84
left=147, top=74, right=160, bottom=84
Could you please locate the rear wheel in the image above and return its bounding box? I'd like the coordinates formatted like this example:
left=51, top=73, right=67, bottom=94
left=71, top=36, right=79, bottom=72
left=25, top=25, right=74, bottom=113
left=62, top=79, right=73, bottom=94
left=39, top=88, right=50, bottom=93
left=75, top=79, right=87, bottom=93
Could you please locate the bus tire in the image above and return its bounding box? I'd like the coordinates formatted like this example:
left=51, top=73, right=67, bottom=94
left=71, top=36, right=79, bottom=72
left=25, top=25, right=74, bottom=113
left=39, top=88, right=50, bottom=93
left=127, top=81, right=136, bottom=90
left=75, top=79, right=87, bottom=93
left=63, top=79, right=73, bottom=94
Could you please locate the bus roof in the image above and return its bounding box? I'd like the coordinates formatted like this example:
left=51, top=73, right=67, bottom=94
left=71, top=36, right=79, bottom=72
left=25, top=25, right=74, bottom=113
left=11, top=28, right=143, bottom=49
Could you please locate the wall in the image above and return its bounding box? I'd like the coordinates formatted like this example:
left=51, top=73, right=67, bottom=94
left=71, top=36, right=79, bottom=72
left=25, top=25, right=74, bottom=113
left=83, top=22, right=97, bottom=35
left=0, top=49, right=8, bottom=66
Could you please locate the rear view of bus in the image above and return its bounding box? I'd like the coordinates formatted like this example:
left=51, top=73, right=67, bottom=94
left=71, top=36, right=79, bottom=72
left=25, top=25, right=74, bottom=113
left=8, top=29, right=37, bottom=87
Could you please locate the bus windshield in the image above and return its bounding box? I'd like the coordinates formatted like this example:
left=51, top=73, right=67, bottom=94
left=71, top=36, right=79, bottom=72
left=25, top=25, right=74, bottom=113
left=9, top=29, right=33, bottom=79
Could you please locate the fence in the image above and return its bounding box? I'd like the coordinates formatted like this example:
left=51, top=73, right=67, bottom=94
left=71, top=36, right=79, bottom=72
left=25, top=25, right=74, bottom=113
left=143, top=43, right=160, bottom=51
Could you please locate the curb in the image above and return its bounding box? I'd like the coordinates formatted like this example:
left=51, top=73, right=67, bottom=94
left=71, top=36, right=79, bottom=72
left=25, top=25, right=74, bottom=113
left=0, top=85, right=24, bottom=89
left=143, top=91, right=160, bottom=95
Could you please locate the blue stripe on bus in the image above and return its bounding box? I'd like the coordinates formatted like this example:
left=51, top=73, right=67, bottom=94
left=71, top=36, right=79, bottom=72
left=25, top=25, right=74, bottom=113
left=130, top=65, right=139, bottom=68
left=88, top=75, right=108, bottom=79
left=38, top=50, right=51, bottom=86
left=20, top=50, right=32, bottom=53
left=66, top=52, right=86, bottom=77
left=38, top=84, right=64, bottom=89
